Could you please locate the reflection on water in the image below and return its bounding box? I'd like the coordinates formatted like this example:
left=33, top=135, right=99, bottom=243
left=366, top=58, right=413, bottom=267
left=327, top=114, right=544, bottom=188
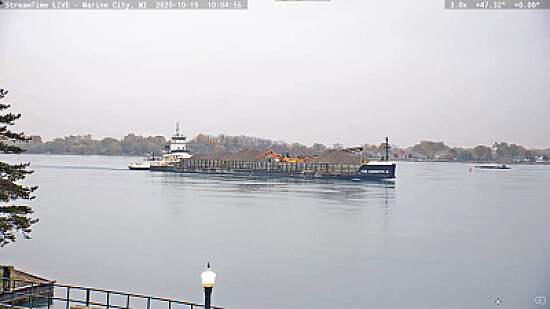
left=152, top=172, right=396, bottom=207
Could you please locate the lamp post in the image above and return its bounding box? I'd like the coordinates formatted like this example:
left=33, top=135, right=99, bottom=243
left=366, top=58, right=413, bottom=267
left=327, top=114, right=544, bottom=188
left=201, top=263, right=216, bottom=309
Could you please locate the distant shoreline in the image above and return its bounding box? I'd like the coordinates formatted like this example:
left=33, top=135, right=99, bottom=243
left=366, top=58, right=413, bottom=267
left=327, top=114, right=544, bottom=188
left=8, top=133, right=550, bottom=164
left=7, top=153, right=550, bottom=165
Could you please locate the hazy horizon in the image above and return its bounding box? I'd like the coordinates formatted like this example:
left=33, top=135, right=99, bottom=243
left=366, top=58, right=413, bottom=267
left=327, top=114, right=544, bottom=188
left=18, top=129, right=550, bottom=150
left=1, top=1, right=549, bottom=148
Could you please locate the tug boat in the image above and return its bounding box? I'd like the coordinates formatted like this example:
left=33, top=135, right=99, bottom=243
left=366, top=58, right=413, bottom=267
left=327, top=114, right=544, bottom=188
left=129, top=123, right=191, bottom=170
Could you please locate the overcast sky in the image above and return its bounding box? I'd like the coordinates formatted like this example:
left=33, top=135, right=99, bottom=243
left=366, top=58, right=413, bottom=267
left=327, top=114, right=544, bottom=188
left=0, top=0, right=549, bottom=148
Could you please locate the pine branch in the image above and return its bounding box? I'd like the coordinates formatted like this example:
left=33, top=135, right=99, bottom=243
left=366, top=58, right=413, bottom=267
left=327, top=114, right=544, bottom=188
left=0, top=142, right=26, bottom=154
left=0, top=161, right=33, bottom=181
left=0, top=205, right=38, bottom=247
left=0, top=112, right=22, bottom=124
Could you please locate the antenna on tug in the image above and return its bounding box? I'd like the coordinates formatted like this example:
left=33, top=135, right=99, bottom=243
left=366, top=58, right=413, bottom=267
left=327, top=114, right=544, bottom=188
left=385, top=136, right=389, bottom=161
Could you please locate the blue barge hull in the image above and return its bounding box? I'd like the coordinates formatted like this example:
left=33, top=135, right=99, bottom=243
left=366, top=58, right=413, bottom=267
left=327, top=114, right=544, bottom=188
left=150, top=160, right=396, bottom=181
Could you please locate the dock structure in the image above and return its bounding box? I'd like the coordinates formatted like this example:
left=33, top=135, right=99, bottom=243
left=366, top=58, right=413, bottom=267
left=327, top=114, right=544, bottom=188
left=1, top=266, right=226, bottom=309
left=0, top=265, right=55, bottom=305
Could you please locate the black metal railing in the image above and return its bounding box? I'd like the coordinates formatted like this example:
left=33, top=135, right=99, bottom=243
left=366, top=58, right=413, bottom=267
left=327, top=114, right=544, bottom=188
left=0, top=277, right=226, bottom=309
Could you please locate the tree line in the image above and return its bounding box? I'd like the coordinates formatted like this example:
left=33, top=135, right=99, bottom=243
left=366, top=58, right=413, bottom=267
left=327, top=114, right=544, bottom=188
left=408, top=140, right=544, bottom=162
left=22, top=134, right=167, bottom=156
left=19, top=133, right=329, bottom=156
left=17, top=133, right=547, bottom=162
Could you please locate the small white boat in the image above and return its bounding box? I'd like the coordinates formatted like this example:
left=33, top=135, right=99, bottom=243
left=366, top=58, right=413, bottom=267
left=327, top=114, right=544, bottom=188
left=475, top=164, right=511, bottom=170
left=129, top=153, right=159, bottom=170
left=128, top=160, right=151, bottom=170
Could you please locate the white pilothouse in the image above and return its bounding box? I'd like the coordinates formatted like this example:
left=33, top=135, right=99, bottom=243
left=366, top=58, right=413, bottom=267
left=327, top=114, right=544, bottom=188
left=159, top=122, right=192, bottom=160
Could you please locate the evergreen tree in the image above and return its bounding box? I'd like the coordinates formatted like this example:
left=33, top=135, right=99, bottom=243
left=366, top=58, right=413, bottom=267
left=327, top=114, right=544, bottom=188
left=0, top=89, right=38, bottom=247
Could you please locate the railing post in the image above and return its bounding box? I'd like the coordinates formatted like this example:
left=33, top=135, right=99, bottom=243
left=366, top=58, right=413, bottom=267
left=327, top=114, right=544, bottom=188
left=29, top=282, right=34, bottom=309
left=168, top=300, right=172, bottom=309
left=126, top=294, right=130, bottom=309
left=48, top=283, right=53, bottom=309
left=147, top=298, right=151, bottom=309
left=2, top=267, right=10, bottom=291
left=11, top=279, right=15, bottom=306
left=66, top=286, right=70, bottom=309
left=86, top=288, right=90, bottom=307
left=106, top=291, right=110, bottom=309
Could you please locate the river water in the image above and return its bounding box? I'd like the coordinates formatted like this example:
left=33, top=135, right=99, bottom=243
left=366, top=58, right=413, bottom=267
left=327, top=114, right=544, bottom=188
left=1, top=155, right=549, bottom=309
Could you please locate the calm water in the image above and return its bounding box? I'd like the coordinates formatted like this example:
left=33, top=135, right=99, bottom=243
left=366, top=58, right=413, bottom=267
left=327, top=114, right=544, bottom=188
left=1, top=155, right=550, bottom=309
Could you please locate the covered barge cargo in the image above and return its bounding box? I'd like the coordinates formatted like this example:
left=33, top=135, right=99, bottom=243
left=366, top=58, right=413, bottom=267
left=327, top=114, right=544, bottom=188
left=151, top=146, right=396, bottom=180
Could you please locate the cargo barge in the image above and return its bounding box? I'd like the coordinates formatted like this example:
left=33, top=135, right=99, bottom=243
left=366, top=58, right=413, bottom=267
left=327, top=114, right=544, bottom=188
left=148, top=127, right=396, bottom=181
left=151, top=159, right=395, bottom=181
